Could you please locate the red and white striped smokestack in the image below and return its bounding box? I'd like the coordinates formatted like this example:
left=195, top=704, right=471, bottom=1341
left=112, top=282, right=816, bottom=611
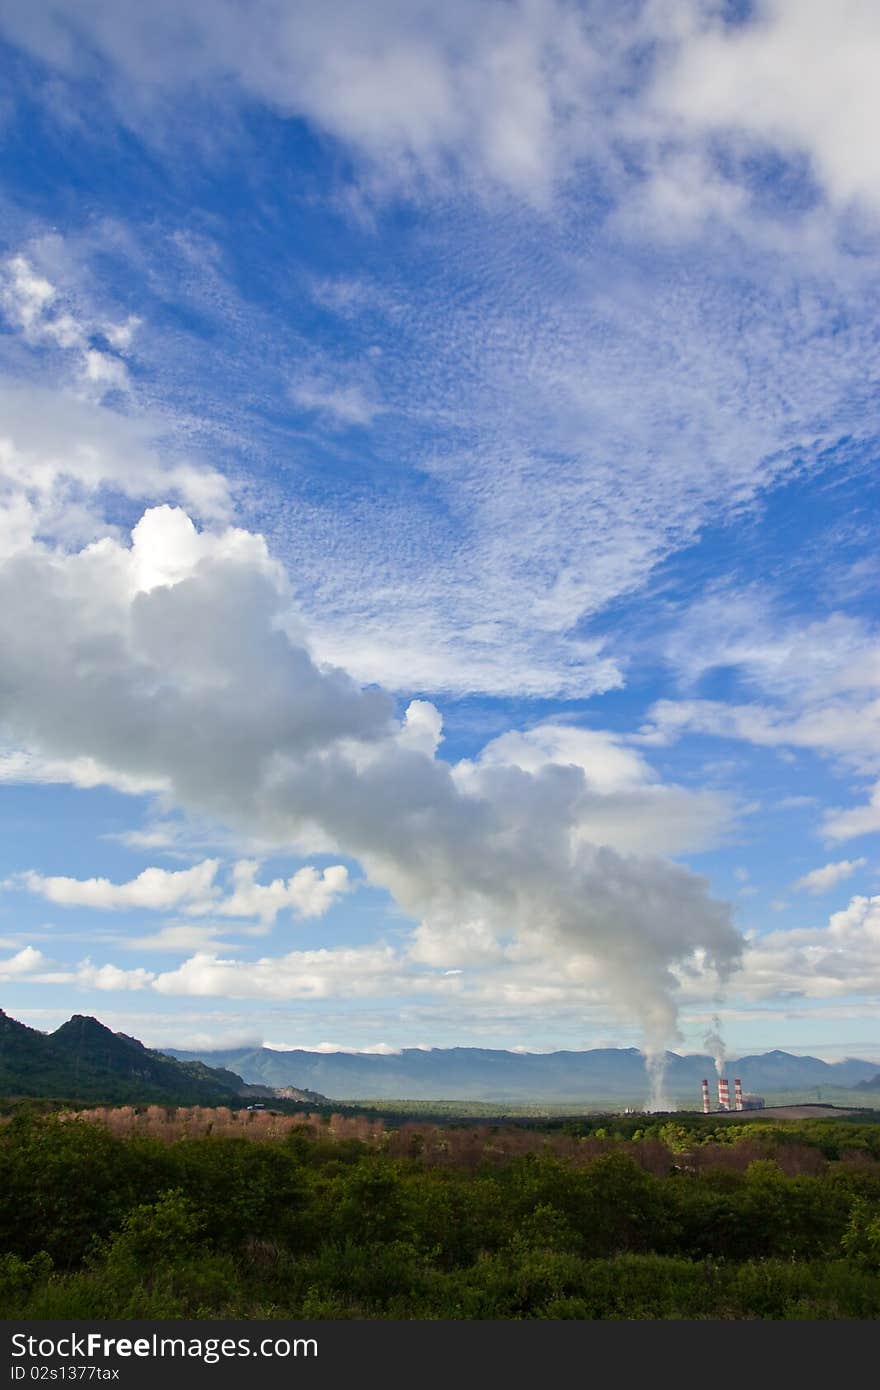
left=718, top=1078, right=730, bottom=1110
left=734, top=1079, right=744, bottom=1111
left=701, top=1079, right=711, bottom=1114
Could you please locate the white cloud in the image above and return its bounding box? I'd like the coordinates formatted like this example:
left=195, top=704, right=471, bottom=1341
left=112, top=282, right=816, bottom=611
left=190, top=861, right=350, bottom=926
left=103, top=315, right=140, bottom=351
left=285, top=227, right=880, bottom=699
left=0, top=0, right=602, bottom=204
left=125, top=924, right=240, bottom=954
left=83, top=348, right=129, bottom=393
left=0, top=249, right=232, bottom=560
left=264, top=1040, right=403, bottom=1055
left=823, top=783, right=880, bottom=842
left=21, top=860, right=220, bottom=912
left=108, top=822, right=190, bottom=853
left=0, top=381, right=231, bottom=559
left=398, top=700, right=444, bottom=759
left=1, top=254, right=133, bottom=399
left=641, top=696, right=880, bottom=772
left=5, top=1, right=880, bottom=227
left=0, top=750, right=168, bottom=795
left=663, top=595, right=880, bottom=706
left=653, top=1, right=880, bottom=215
left=0, top=946, right=48, bottom=978
left=0, top=254, right=83, bottom=349
left=291, top=374, right=383, bottom=428
left=731, top=894, right=880, bottom=1002
left=6, top=18, right=879, bottom=703
left=635, top=594, right=880, bottom=812
left=71, top=962, right=155, bottom=991
left=794, top=858, right=867, bottom=895
left=17, top=854, right=350, bottom=927
left=0, top=947, right=154, bottom=991
left=153, top=945, right=406, bottom=1000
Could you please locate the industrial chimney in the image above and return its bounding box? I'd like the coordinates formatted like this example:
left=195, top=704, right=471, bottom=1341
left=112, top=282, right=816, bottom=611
left=734, top=1078, right=744, bottom=1111
left=701, top=1078, right=711, bottom=1114
left=717, top=1078, right=730, bottom=1110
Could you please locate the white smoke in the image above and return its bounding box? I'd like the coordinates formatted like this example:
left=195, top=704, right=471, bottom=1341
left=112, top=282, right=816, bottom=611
left=703, top=1016, right=727, bottom=1078
left=644, top=1049, right=671, bottom=1114
left=0, top=507, right=744, bottom=1060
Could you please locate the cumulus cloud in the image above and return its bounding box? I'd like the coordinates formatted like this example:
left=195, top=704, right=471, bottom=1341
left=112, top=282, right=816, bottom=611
left=794, top=859, right=867, bottom=895
left=0, top=947, right=153, bottom=991
left=186, top=862, right=350, bottom=926
left=0, top=504, right=742, bottom=1060
left=732, top=894, right=880, bottom=1002
left=21, top=860, right=220, bottom=912
left=17, top=855, right=350, bottom=927
left=70, top=962, right=155, bottom=991
left=0, top=946, right=48, bottom=978
left=0, top=381, right=231, bottom=557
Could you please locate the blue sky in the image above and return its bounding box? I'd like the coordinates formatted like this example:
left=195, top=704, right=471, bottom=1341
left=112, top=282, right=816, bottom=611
left=0, top=1, right=878, bottom=1077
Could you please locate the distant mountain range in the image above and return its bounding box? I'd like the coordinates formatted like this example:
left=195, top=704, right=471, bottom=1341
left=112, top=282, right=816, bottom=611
left=163, top=1043, right=880, bottom=1103
left=0, top=1008, right=262, bottom=1104
left=4, top=1005, right=877, bottom=1107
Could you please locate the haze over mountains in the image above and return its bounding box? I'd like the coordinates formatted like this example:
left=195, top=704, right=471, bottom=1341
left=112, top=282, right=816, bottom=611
left=165, top=1044, right=880, bottom=1104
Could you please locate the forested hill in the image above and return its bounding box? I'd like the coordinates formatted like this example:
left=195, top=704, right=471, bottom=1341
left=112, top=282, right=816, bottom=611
left=163, top=1043, right=880, bottom=1103
left=0, top=1008, right=254, bottom=1104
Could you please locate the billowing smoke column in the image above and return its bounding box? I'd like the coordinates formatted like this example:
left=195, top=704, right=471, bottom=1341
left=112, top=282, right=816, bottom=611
left=717, top=1078, right=730, bottom=1110
left=734, top=1078, right=744, bottom=1111
left=701, top=1078, right=711, bottom=1114
left=0, top=507, right=745, bottom=1084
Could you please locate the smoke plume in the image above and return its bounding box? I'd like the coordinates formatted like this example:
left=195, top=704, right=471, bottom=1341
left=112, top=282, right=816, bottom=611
left=703, top=1017, right=727, bottom=1078
left=0, top=507, right=744, bottom=1065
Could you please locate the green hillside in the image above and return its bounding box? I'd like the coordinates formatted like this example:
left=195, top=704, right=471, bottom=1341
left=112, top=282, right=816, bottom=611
left=0, top=1008, right=250, bottom=1105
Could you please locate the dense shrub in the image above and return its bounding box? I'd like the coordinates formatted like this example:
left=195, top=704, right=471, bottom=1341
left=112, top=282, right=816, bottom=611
left=2, top=1110, right=880, bottom=1319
